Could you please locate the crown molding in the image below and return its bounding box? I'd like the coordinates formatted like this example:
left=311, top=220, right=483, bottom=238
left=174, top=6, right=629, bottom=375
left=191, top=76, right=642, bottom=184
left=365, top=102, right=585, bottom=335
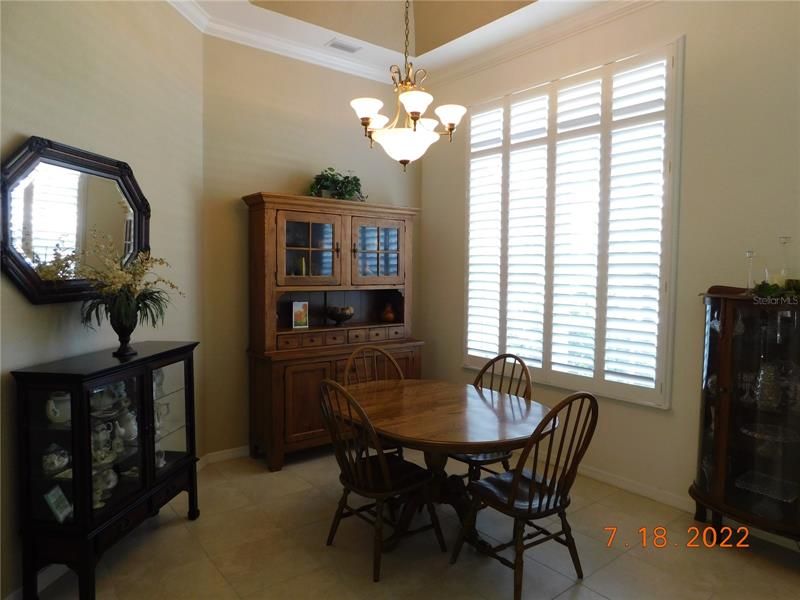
left=423, top=1, right=660, bottom=87
left=168, top=0, right=394, bottom=83
left=168, top=1, right=658, bottom=87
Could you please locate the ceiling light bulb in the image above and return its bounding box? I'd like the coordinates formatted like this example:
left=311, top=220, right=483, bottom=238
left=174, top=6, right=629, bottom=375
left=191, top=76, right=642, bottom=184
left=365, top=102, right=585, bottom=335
left=399, top=90, right=433, bottom=117
left=350, top=98, right=384, bottom=120
left=434, top=104, right=467, bottom=128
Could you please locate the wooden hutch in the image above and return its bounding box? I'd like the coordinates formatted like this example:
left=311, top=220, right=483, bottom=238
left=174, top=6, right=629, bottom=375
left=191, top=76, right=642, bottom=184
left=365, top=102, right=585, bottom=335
left=243, top=193, right=422, bottom=470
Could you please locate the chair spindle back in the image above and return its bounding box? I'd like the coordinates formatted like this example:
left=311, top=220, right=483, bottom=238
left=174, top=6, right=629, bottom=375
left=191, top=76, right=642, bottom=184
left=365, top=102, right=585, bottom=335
left=511, top=392, right=598, bottom=513
left=473, top=354, right=532, bottom=400
left=320, top=379, right=392, bottom=492
left=344, top=345, right=404, bottom=385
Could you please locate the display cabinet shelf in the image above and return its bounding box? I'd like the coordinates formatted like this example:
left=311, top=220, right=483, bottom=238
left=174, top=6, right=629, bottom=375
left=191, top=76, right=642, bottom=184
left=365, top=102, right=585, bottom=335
left=14, top=341, right=199, bottom=600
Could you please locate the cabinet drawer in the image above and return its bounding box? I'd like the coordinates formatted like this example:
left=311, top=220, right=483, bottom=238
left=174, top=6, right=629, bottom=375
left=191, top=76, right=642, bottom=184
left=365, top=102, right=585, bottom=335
left=348, top=329, right=368, bottom=344
left=302, top=333, right=323, bottom=347
left=325, top=331, right=346, bottom=346
left=277, top=335, right=300, bottom=350
left=95, top=502, right=149, bottom=551
left=387, top=326, right=405, bottom=340
left=369, top=327, right=387, bottom=342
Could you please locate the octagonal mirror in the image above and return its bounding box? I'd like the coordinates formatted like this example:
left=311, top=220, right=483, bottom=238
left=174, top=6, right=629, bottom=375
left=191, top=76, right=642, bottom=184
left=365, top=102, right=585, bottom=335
left=1, top=136, right=150, bottom=303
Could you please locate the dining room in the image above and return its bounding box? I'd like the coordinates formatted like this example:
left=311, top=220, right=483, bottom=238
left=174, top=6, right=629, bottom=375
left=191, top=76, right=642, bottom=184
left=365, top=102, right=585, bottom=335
left=2, top=1, right=800, bottom=599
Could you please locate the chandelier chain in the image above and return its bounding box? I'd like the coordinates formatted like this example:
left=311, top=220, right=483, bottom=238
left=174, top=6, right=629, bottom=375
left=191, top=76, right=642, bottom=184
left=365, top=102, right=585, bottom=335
left=404, top=0, right=410, bottom=73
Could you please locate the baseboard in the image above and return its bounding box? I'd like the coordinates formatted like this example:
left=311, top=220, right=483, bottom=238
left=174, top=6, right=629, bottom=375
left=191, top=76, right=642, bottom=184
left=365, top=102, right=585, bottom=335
left=5, top=564, right=69, bottom=600
left=577, top=462, right=695, bottom=513
left=196, top=445, right=249, bottom=469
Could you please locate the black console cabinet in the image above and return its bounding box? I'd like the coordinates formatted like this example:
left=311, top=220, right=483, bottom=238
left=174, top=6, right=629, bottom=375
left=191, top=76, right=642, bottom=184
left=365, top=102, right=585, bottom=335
left=13, top=341, right=200, bottom=600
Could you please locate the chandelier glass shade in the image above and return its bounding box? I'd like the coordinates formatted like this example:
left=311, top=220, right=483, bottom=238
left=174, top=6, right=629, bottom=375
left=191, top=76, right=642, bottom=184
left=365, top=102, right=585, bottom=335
left=349, top=1, right=466, bottom=169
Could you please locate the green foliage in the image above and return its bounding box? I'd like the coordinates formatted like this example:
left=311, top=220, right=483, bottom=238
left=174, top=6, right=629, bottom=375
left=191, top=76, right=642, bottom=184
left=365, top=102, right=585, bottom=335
left=80, top=287, right=170, bottom=330
left=309, top=167, right=366, bottom=201
left=752, top=281, right=798, bottom=298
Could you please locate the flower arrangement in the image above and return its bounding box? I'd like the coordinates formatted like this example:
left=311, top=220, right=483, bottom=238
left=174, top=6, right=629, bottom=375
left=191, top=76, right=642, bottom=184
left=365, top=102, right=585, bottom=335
left=38, top=233, right=181, bottom=358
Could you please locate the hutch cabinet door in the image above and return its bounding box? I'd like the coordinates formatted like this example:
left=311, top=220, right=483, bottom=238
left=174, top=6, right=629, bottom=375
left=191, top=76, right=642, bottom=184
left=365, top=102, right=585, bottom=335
left=723, top=302, right=800, bottom=525
left=151, top=359, right=192, bottom=479
left=24, top=386, right=79, bottom=525
left=350, top=217, right=405, bottom=285
left=88, top=373, right=147, bottom=522
left=277, top=210, right=342, bottom=286
left=284, top=361, right=330, bottom=445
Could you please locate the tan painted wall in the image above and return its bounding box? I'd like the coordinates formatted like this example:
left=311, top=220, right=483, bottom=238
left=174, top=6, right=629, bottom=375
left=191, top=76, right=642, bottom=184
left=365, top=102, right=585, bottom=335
left=201, top=34, right=419, bottom=454
left=253, top=0, right=412, bottom=53
left=419, top=0, right=800, bottom=508
left=0, top=1, right=204, bottom=596
left=414, top=0, right=531, bottom=54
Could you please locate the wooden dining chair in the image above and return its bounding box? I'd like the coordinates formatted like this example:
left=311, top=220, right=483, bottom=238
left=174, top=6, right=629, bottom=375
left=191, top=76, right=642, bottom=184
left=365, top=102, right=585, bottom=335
left=320, top=379, right=447, bottom=582
left=344, top=345, right=405, bottom=457
left=450, top=354, right=533, bottom=481
left=450, top=392, right=599, bottom=600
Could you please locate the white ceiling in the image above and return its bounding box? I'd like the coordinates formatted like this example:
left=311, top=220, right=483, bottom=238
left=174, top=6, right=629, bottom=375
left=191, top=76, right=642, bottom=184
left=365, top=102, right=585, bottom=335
left=169, top=1, right=652, bottom=85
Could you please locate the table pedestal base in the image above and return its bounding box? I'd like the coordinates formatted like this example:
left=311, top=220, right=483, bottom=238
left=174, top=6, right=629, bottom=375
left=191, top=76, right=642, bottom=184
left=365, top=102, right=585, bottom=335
left=384, top=450, right=492, bottom=552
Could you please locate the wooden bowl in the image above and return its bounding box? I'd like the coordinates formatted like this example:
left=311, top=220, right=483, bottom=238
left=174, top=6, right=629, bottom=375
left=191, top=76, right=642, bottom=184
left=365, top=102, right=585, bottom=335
left=326, top=306, right=354, bottom=326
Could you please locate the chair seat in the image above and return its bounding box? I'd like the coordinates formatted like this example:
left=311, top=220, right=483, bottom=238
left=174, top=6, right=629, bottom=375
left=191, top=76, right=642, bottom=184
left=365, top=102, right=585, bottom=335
left=346, top=453, right=432, bottom=495
left=450, top=451, right=512, bottom=466
left=469, top=470, right=565, bottom=517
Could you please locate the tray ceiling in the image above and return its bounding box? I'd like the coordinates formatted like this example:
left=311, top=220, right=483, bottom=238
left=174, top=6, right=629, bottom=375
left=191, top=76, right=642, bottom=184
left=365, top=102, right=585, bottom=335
left=252, top=1, right=533, bottom=55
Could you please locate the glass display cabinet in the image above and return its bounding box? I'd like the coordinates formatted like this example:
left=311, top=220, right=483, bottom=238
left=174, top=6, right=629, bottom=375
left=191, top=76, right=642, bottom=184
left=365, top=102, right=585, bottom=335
left=351, top=217, right=404, bottom=285
left=14, top=341, right=199, bottom=600
left=691, top=286, right=800, bottom=540
left=277, top=210, right=342, bottom=285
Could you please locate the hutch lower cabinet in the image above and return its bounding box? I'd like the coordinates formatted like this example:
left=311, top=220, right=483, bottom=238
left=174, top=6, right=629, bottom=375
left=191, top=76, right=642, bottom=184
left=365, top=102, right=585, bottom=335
left=244, top=193, right=422, bottom=471
left=13, top=341, right=199, bottom=600
left=690, top=287, right=800, bottom=540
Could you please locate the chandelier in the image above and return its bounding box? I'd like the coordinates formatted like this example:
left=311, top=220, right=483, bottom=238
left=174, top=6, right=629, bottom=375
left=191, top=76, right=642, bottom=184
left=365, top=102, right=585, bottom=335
left=349, top=0, right=466, bottom=170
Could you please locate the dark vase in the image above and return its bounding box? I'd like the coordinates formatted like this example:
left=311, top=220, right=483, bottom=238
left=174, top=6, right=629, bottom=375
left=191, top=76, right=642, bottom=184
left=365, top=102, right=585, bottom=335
left=108, top=292, right=138, bottom=358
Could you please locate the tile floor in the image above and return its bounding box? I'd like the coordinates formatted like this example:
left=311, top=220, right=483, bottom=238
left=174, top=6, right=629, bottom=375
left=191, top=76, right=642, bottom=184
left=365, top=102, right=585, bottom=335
left=40, top=449, right=800, bottom=600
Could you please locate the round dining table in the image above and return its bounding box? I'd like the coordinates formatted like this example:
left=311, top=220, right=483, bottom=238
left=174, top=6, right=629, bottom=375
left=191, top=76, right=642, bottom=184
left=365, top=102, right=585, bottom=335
left=346, top=378, right=552, bottom=545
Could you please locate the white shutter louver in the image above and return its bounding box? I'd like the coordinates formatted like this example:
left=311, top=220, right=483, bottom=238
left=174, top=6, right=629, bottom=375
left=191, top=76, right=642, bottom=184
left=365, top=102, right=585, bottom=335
left=612, top=60, right=667, bottom=121
left=470, top=107, right=504, bottom=152
left=557, top=79, right=602, bottom=133
left=510, top=95, right=548, bottom=144
left=552, top=134, right=601, bottom=377
left=467, top=153, right=503, bottom=359
left=506, top=146, right=548, bottom=367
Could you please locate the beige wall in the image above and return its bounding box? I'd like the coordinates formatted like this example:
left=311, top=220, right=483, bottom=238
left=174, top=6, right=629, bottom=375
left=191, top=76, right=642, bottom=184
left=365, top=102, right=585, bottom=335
left=419, top=0, right=800, bottom=509
left=201, top=34, right=419, bottom=454
left=0, top=1, right=204, bottom=596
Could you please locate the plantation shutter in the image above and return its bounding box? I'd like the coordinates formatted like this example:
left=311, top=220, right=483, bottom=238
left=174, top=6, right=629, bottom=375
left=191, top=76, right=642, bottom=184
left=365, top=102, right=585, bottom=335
left=603, top=60, right=668, bottom=388
left=464, top=44, right=678, bottom=408
left=467, top=106, right=504, bottom=358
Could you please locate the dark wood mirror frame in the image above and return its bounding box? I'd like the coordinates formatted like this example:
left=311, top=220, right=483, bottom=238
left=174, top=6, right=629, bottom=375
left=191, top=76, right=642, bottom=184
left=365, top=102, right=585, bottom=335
left=1, top=136, right=151, bottom=304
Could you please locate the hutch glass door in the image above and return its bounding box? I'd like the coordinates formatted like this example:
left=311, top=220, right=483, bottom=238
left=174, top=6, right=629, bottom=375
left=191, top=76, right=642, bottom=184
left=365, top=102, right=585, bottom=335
left=153, top=360, right=190, bottom=477
left=351, top=217, right=404, bottom=285
left=726, top=303, right=800, bottom=525
left=277, top=210, right=342, bottom=286
left=29, top=388, right=77, bottom=524
left=89, top=375, right=145, bottom=521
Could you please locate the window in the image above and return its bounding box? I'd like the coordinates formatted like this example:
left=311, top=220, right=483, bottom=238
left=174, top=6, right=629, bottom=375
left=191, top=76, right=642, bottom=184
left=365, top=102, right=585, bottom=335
left=465, top=43, right=681, bottom=408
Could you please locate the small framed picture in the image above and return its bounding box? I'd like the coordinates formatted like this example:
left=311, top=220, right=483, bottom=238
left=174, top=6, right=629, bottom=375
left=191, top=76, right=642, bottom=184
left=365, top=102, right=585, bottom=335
left=292, top=301, right=309, bottom=329
left=44, top=485, right=73, bottom=524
